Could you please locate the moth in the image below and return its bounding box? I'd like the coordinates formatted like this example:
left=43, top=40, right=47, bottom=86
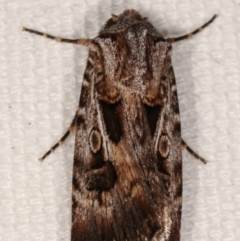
left=23, top=9, right=217, bottom=241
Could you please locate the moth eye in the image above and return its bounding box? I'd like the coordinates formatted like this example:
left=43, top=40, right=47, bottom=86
left=89, top=129, right=102, bottom=154
left=158, top=135, right=170, bottom=158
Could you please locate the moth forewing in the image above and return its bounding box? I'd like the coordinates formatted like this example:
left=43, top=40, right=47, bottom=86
left=23, top=9, right=217, bottom=241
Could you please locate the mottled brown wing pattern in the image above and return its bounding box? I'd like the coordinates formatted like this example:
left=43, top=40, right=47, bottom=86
left=22, top=8, right=217, bottom=241
left=72, top=10, right=181, bottom=241
left=159, top=62, right=183, bottom=241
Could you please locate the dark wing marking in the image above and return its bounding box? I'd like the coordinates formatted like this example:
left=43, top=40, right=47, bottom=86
left=100, top=101, right=122, bottom=144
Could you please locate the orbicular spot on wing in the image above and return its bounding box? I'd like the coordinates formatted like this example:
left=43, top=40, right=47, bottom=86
left=144, top=104, right=161, bottom=136
left=89, top=128, right=102, bottom=154
left=158, top=135, right=170, bottom=158
left=156, top=135, right=171, bottom=177
left=100, top=101, right=122, bottom=144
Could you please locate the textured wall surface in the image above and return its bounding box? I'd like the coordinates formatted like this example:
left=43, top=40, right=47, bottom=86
left=0, top=0, right=239, bottom=240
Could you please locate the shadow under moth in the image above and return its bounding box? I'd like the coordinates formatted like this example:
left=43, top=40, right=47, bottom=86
left=23, top=9, right=217, bottom=241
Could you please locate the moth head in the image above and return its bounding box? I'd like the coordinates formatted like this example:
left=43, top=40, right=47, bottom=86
left=99, top=9, right=148, bottom=34
left=121, top=9, right=145, bottom=20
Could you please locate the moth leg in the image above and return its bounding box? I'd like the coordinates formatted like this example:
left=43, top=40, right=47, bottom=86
left=182, top=139, right=207, bottom=164
left=166, top=14, right=217, bottom=43
left=22, top=27, right=92, bottom=46
left=39, top=112, right=77, bottom=162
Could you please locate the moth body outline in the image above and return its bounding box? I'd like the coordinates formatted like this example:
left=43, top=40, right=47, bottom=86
left=23, top=9, right=217, bottom=241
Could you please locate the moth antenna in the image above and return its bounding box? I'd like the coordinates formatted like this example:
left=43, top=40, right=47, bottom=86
left=166, top=14, right=218, bottom=43
left=22, top=27, right=92, bottom=46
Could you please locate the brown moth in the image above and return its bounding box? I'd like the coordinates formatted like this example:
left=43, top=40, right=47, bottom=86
left=23, top=9, right=217, bottom=241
